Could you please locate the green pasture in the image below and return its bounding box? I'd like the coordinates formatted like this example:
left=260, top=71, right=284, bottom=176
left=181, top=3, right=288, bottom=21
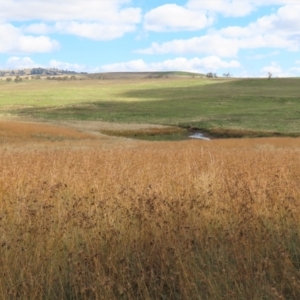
left=1, top=77, right=300, bottom=136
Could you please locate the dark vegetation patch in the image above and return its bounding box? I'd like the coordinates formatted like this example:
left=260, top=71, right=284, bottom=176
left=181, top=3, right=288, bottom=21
left=100, top=127, right=189, bottom=141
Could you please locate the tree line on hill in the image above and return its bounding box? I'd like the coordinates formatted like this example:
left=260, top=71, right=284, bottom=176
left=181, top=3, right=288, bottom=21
left=4, top=75, right=79, bottom=82
left=206, top=72, right=233, bottom=78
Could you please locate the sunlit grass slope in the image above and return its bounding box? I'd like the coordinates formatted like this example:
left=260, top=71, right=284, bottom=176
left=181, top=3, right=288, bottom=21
left=1, top=138, right=300, bottom=299
left=1, top=77, right=300, bottom=136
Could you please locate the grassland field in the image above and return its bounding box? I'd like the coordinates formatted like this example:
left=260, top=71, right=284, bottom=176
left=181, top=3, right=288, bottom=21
left=1, top=76, right=300, bottom=137
left=1, top=75, right=300, bottom=299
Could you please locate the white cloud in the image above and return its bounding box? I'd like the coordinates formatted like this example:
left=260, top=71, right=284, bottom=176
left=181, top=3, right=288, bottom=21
left=24, top=23, right=53, bottom=35
left=260, top=61, right=300, bottom=77
left=0, top=0, right=141, bottom=41
left=261, top=62, right=282, bottom=74
left=239, top=34, right=298, bottom=51
left=138, top=4, right=300, bottom=57
left=243, top=4, right=300, bottom=35
left=288, top=66, right=300, bottom=75
left=144, top=4, right=213, bottom=32
left=137, top=34, right=294, bottom=57
left=248, top=50, right=280, bottom=60
left=0, top=0, right=139, bottom=22
left=187, top=0, right=299, bottom=17
left=1, top=0, right=296, bottom=22
left=54, top=21, right=137, bottom=41
left=143, top=0, right=300, bottom=33
left=187, top=0, right=255, bottom=17
left=0, top=23, right=59, bottom=53
left=100, top=56, right=240, bottom=73
left=49, top=60, right=87, bottom=72
left=5, top=56, right=41, bottom=69
left=24, top=19, right=140, bottom=41
left=136, top=35, right=240, bottom=57
left=100, top=59, right=148, bottom=72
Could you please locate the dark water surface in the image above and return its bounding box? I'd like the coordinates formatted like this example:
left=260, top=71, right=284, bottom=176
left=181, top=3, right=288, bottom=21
left=127, top=131, right=211, bottom=141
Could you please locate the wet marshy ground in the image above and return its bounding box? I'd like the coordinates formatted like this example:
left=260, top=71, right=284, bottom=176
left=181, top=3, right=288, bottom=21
left=100, top=127, right=211, bottom=141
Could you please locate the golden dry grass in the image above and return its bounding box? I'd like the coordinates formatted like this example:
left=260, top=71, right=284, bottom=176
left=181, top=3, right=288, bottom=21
left=0, top=121, right=95, bottom=144
left=0, top=120, right=92, bottom=142
left=1, top=132, right=300, bottom=299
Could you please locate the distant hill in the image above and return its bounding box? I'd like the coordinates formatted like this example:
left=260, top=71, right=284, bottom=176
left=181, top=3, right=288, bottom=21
left=87, top=71, right=205, bottom=80
left=0, top=69, right=205, bottom=80
left=0, top=68, right=86, bottom=77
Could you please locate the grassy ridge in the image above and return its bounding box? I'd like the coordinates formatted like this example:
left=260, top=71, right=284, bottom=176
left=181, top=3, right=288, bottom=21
left=1, top=77, right=300, bottom=136
left=1, top=139, right=300, bottom=299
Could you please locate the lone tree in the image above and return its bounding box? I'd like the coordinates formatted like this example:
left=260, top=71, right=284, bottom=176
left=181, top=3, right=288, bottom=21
left=206, top=72, right=218, bottom=78
left=223, top=72, right=232, bottom=78
left=14, top=76, right=22, bottom=83
left=268, top=72, right=272, bottom=80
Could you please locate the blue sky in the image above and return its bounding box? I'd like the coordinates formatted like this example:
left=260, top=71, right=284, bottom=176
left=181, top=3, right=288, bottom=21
left=0, top=0, right=300, bottom=77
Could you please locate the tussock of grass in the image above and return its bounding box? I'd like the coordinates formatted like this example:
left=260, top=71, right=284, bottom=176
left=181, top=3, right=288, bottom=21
left=1, top=139, right=300, bottom=299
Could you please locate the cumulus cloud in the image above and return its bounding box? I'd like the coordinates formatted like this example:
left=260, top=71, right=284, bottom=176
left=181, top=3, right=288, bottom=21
left=4, top=56, right=41, bottom=69
left=136, top=35, right=240, bottom=57
left=187, top=0, right=254, bottom=17
left=138, top=4, right=300, bottom=57
left=49, top=60, right=87, bottom=72
left=0, top=23, right=59, bottom=53
left=25, top=19, right=140, bottom=41
left=143, top=0, right=300, bottom=33
left=54, top=21, right=138, bottom=41
left=137, top=33, right=296, bottom=57
left=144, top=4, right=213, bottom=32
left=0, top=0, right=141, bottom=41
left=100, top=56, right=240, bottom=73
left=23, top=23, right=53, bottom=35
left=261, top=62, right=282, bottom=74
left=220, top=4, right=300, bottom=36
left=187, top=0, right=299, bottom=17
left=260, top=61, right=300, bottom=77
left=100, top=59, right=148, bottom=72
left=248, top=50, right=280, bottom=60
left=0, top=0, right=140, bottom=22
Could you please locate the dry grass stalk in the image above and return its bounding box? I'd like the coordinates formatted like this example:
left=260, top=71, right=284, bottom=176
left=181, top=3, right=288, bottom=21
left=1, top=138, right=300, bottom=299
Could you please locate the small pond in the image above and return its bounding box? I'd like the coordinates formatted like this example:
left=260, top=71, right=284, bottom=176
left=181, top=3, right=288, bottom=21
left=127, top=131, right=211, bottom=141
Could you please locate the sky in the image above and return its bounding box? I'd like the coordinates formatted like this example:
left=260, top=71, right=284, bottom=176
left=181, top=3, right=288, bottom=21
left=0, top=0, right=300, bottom=77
